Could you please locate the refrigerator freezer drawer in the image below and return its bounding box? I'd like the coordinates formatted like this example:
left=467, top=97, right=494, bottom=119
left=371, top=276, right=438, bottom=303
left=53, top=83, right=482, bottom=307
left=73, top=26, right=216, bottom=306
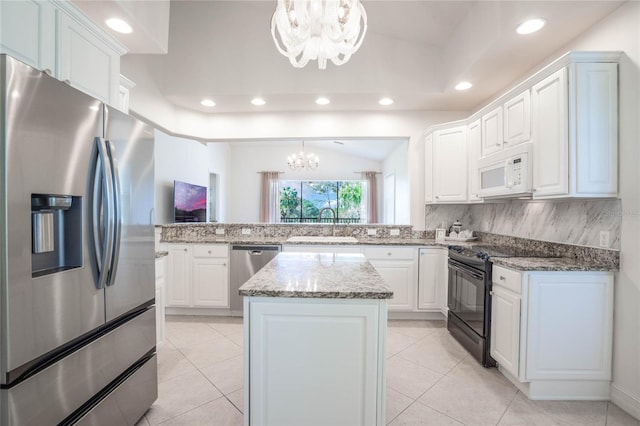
left=1, top=307, right=156, bottom=425
left=74, top=355, right=157, bottom=426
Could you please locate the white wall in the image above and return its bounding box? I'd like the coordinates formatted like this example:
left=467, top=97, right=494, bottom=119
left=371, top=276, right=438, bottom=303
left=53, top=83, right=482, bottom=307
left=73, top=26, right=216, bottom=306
left=154, top=130, right=230, bottom=224
left=552, top=1, right=640, bottom=418
left=207, top=142, right=230, bottom=222
left=382, top=141, right=410, bottom=224
left=227, top=142, right=383, bottom=223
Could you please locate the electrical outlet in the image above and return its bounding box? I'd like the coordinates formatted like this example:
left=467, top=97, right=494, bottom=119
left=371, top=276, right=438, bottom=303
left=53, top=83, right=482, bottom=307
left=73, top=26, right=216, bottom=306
left=599, top=231, right=610, bottom=248
left=241, top=228, right=251, bottom=235
left=390, top=229, right=400, bottom=236
left=215, top=228, right=225, bottom=235
left=367, top=229, right=377, bottom=236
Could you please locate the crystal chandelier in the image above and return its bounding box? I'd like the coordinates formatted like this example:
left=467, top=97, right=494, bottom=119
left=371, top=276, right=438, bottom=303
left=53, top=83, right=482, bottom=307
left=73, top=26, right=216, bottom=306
left=270, top=0, right=368, bottom=69
left=287, top=141, right=319, bottom=170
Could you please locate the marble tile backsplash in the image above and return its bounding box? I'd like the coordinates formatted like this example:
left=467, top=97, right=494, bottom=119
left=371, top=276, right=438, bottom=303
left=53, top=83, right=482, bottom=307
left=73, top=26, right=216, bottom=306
left=426, top=199, right=621, bottom=250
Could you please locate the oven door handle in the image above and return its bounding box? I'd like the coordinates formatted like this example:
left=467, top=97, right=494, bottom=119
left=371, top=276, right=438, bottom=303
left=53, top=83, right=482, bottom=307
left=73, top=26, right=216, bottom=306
left=448, top=261, right=485, bottom=281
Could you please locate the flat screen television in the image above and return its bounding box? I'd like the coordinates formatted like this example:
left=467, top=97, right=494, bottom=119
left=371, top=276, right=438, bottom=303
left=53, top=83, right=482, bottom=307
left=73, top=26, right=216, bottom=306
left=173, top=180, right=207, bottom=223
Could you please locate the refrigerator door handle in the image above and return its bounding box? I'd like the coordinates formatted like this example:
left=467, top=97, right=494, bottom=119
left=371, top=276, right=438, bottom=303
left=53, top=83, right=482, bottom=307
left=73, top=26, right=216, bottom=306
left=105, top=139, right=121, bottom=287
left=92, top=137, right=115, bottom=290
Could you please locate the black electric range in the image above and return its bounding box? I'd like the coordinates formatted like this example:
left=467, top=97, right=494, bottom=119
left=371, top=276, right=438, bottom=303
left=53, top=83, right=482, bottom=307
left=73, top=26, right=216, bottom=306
left=446, top=244, right=552, bottom=367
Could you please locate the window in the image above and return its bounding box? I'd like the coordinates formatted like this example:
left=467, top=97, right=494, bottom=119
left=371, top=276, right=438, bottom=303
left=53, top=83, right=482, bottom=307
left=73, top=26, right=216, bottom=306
left=279, top=180, right=366, bottom=223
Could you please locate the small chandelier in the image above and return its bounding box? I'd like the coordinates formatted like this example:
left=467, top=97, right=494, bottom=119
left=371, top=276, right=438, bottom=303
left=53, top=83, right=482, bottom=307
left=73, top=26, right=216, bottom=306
left=287, top=141, right=319, bottom=170
left=271, top=0, right=368, bottom=69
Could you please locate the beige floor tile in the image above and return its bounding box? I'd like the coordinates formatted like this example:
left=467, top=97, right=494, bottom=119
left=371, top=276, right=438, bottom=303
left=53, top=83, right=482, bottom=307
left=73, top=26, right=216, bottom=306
left=157, top=398, right=243, bottom=426
left=498, top=392, right=607, bottom=425
left=388, top=320, right=445, bottom=339
left=227, top=331, right=244, bottom=348
left=179, top=338, right=243, bottom=370
left=389, top=401, right=465, bottom=425
left=386, top=356, right=444, bottom=399
left=607, top=403, right=640, bottom=425
left=447, top=356, right=514, bottom=388
left=165, top=322, right=225, bottom=349
left=134, top=414, right=150, bottom=426
left=200, top=355, right=244, bottom=395
left=385, top=387, right=414, bottom=425
left=157, top=346, right=198, bottom=383
left=386, top=330, right=419, bottom=358
left=208, top=320, right=243, bottom=336
left=145, top=370, right=223, bottom=425
left=419, top=368, right=518, bottom=425
left=396, top=330, right=469, bottom=375
left=227, top=389, right=244, bottom=414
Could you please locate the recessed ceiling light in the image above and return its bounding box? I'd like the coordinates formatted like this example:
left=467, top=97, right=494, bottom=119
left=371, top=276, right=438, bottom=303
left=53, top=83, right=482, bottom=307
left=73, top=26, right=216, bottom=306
left=200, top=99, right=216, bottom=107
left=455, top=81, right=473, bottom=91
left=516, top=18, right=546, bottom=35
left=251, top=97, right=266, bottom=106
left=315, top=97, right=330, bottom=105
left=379, top=97, right=394, bottom=106
left=105, top=18, right=133, bottom=34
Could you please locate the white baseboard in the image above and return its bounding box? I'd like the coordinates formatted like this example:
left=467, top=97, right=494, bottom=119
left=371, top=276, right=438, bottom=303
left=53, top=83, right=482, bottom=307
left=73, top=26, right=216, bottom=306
left=165, top=307, right=237, bottom=316
left=611, top=384, right=640, bottom=421
left=388, top=311, right=446, bottom=320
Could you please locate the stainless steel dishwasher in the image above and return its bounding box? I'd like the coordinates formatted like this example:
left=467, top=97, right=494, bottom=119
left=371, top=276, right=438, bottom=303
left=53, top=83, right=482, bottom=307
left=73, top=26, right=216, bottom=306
left=230, top=245, right=281, bottom=315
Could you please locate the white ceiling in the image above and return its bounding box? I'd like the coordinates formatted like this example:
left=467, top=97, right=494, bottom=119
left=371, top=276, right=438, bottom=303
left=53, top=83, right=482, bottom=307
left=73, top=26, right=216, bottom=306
left=86, top=0, right=625, bottom=115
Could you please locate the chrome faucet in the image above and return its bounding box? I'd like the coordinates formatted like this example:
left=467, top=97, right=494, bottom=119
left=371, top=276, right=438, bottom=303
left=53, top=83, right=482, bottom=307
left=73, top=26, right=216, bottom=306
left=318, top=207, right=337, bottom=236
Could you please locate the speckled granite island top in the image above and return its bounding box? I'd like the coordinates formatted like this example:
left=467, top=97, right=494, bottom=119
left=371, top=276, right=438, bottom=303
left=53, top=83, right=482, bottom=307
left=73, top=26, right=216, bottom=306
left=238, top=252, right=393, bottom=299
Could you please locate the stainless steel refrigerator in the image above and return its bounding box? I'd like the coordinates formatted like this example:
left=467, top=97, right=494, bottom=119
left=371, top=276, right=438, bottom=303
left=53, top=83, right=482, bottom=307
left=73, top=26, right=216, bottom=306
left=0, top=55, right=157, bottom=425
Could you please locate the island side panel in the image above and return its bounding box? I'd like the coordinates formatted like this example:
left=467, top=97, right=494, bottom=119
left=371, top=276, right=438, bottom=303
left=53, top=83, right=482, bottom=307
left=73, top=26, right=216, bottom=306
left=245, top=297, right=387, bottom=426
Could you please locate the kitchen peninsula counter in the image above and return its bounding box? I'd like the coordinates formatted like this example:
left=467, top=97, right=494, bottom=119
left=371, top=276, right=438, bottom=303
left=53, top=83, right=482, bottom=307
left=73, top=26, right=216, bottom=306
left=240, top=252, right=391, bottom=426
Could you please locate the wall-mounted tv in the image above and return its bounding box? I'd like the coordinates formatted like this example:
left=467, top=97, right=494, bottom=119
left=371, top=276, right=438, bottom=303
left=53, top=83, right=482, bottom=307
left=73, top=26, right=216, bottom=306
left=173, top=180, right=207, bottom=223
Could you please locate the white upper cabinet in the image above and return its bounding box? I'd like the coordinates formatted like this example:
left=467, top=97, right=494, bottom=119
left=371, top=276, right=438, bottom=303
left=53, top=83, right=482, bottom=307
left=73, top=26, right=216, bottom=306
left=425, top=51, right=619, bottom=204
left=0, top=0, right=56, bottom=73
left=503, top=89, right=531, bottom=146
left=572, top=62, right=618, bottom=196
left=532, top=68, right=569, bottom=197
left=467, top=119, right=482, bottom=202
left=481, top=107, right=503, bottom=157
left=432, top=125, right=468, bottom=203
left=532, top=62, right=618, bottom=198
left=0, top=1, right=126, bottom=106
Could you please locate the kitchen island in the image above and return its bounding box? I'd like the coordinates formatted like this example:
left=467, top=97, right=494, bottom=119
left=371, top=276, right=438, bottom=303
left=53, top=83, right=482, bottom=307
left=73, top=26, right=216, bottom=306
left=239, top=252, right=393, bottom=426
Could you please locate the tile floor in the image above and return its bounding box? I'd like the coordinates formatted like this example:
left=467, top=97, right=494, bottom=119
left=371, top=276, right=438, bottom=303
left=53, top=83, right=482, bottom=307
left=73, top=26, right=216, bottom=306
left=135, top=316, right=639, bottom=426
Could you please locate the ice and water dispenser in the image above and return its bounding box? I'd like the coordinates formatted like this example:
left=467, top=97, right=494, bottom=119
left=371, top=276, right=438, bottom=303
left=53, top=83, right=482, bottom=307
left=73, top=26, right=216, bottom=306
left=31, top=194, right=82, bottom=277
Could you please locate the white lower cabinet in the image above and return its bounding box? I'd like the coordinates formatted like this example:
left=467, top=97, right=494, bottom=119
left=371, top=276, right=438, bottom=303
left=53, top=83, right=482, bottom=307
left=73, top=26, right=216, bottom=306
left=245, top=297, right=386, bottom=425
left=417, top=248, right=447, bottom=312
left=364, top=247, right=416, bottom=311
left=490, top=285, right=521, bottom=378
left=166, top=244, right=230, bottom=309
left=155, top=256, right=166, bottom=345
left=490, top=265, right=614, bottom=399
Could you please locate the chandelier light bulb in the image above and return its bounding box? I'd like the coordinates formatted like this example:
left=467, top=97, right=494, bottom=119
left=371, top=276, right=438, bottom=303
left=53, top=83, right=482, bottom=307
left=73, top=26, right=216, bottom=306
left=271, top=0, right=368, bottom=69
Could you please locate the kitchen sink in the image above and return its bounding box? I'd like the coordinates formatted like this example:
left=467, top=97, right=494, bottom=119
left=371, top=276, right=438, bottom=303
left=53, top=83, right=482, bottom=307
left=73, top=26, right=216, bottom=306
left=286, top=236, right=358, bottom=243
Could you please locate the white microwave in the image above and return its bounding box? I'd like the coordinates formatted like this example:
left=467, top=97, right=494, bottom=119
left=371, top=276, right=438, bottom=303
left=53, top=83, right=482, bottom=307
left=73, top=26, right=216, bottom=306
left=477, top=143, right=533, bottom=199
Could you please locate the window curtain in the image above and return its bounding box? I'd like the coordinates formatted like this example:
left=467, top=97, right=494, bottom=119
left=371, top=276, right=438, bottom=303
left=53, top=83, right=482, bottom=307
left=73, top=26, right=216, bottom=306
left=259, top=171, right=280, bottom=223
left=361, top=171, right=379, bottom=224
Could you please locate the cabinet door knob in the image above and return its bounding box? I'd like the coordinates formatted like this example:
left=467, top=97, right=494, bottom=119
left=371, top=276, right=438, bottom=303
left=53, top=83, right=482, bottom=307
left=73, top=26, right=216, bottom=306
left=435, top=196, right=440, bottom=199
left=499, top=276, right=506, bottom=281
left=387, top=252, right=392, bottom=256
left=208, top=250, right=212, bottom=254
left=184, top=248, right=188, bottom=252
left=223, top=263, right=227, bottom=267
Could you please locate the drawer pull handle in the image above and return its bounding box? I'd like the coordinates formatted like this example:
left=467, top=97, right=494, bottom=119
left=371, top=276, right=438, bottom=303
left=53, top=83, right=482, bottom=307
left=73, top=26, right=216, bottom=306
left=499, top=276, right=506, bottom=281
left=208, top=250, right=212, bottom=254
left=184, top=248, right=188, bottom=252
left=388, top=252, right=392, bottom=256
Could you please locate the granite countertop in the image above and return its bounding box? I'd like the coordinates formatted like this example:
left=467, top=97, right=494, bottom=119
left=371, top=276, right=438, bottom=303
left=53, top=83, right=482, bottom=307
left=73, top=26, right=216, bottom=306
left=490, top=256, right=616, bottom=272
left=238, top=252, right=393, bottom=299
left=155, top=251, right=169, bottom=259
left=161, top=236, right=438, bottom=246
